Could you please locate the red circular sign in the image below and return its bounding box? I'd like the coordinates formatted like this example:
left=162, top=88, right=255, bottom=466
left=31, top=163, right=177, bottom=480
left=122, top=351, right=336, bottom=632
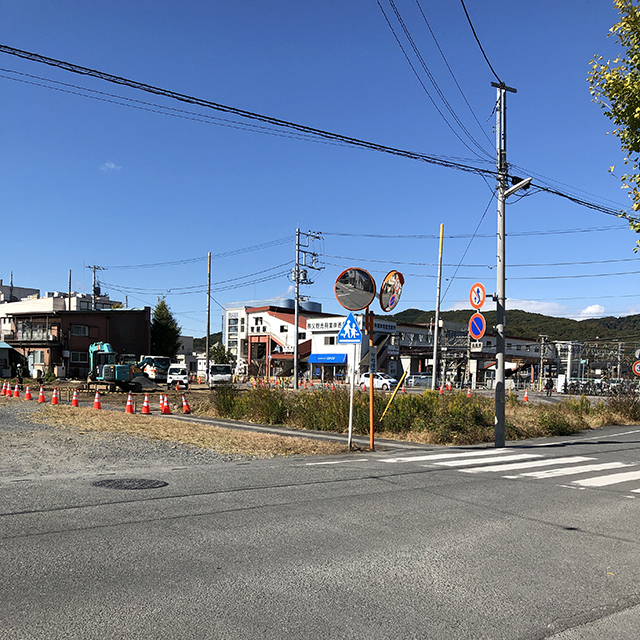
left=469, top=283, right=486, bottom=310
left=633, top=361, right=640, bottom=376
left=469, top=313, right=486, bottom=340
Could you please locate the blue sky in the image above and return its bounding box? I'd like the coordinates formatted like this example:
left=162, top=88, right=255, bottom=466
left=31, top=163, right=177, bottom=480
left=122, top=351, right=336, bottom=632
left=1, top=1, right=637, bottom=336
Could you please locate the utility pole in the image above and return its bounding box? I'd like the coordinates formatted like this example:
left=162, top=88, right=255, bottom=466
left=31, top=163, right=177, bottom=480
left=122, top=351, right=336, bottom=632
left=539, top=335, right=548, bottom=390
left=205, top=252, right=211, bottom=386
left=68, top=270, right=72, bottom=311
left=431, top=224, right=444, bottom=390
left=292, top=229, right=323, bottom=389
left=86, top=265, right=105, bottom=310
left=492, top=81, right=531, bottom=448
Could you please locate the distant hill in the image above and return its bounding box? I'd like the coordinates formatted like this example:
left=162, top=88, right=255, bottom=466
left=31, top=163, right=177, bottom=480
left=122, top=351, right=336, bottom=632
left=391, top=308, right=640, bottom=342
left=193, top=332, right=222, bottom=353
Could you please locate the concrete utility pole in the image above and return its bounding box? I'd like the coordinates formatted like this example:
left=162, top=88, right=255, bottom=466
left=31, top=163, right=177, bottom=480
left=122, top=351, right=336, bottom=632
left=431, top=224, right=444, bottom=391
left=492, top=81, right=531, bottom=448
left=205, top=252, right=211, bottom=385
left=293, top=229, right=323, bottom=389
left=86, top=265, right=105, bottom=310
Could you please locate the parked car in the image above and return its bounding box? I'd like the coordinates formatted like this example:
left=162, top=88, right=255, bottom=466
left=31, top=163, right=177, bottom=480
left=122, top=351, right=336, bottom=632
left=406, top=373, right=431, bottom=387
left=167, top=365, right=189, bottom=390
left=359, top=372, right=398, bottom=390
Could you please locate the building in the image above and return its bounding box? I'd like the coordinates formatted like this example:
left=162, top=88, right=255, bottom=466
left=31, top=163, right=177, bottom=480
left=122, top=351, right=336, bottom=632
left=0, top=291, right=150, bottom=379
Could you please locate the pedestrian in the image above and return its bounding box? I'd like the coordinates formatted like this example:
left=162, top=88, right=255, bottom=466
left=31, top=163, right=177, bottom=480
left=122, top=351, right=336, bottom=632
left=545, top=378, right=553, bottom=397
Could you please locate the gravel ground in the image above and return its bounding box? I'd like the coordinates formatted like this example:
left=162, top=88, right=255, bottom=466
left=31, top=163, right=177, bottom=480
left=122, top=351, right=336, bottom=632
left=0, top=401, right=251, bottom=480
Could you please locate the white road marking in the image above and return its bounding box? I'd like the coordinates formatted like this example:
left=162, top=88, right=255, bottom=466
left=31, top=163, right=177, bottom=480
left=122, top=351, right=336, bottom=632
left=505, top=461, right=633, bottom=479
left=305, top=459, right=369, bottom=466
left=462, top=456, right=595, bottom=474
left=572, top=470, right=640, bottom=487
left=435, top=453, right=541, bottom=468
left=380, top=450, right=509, bottom=464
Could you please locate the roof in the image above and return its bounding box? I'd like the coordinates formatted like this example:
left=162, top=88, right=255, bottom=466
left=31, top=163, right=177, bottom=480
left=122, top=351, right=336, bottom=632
left=0, top=341, right=14, bottom=350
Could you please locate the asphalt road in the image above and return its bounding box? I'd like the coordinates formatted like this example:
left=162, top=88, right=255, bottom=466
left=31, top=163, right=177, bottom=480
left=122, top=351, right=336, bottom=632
left=2, top=410, right=640, bottom=639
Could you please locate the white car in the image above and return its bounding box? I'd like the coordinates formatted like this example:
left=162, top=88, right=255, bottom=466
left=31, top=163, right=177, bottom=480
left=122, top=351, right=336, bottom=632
left=167, top=365, right=189, bottom=390
left=359, top=372, right=398, bottom=391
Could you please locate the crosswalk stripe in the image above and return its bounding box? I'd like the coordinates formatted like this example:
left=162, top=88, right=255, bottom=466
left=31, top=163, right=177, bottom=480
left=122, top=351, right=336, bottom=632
left=507, top=461, right=634, bottom=480
left=463, top=456, right=595, bottom=474
left=572, top=470, right=640, bottom=487
left=435, top=453, right=541, bottom=467
left=379, top=449, right=509, bottom=464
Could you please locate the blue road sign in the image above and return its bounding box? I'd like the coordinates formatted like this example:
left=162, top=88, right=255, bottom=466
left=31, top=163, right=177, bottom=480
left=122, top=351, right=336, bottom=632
left=338, top=312, right=362, bottom=344
left=469, top=313, right=486, bottom=340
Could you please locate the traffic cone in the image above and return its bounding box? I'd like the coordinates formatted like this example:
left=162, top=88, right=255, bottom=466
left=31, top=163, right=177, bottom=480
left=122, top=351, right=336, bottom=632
left=125, top=392, right=134, bottom=414
left=92, top=390, right=101, bottom=410
left=303, top=380, right=307, bottom=389
left=51, top=387, right=59, bottom=405
left=439, top=385, right=443, bottom=395
left=467, top=387, right=471, bottom=398
left=13, top=383, right=20, bottom=398
left=159, top=394, right=165, bottom=412
left=332, top=382, right=336, bottom=391
left=71, top=389, right=79, bottom=407
left=524, top=389, right=529, bottom=402
left=401, top=382, right=405, bottom=394
left=1, top=382, right=6, bottom=396
left=38, top=386, right=46, bottom=403
left=182, top=394, right=191, bottom=414
left=141, top=394, right=151, bottom=414
left=162, top=395, right=171, bottom=414
left=24, top=385, right=32, bottom=401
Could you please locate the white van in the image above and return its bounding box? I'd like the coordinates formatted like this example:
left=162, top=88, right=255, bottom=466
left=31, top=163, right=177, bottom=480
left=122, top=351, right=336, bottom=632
left=167, top=365, right=189, bottom=390
left=209, top=364, right=233, bottom=387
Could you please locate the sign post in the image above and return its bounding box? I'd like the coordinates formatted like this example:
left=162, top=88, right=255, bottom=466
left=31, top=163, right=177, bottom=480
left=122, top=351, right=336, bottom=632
left=338, top=313, right=363, bottom=449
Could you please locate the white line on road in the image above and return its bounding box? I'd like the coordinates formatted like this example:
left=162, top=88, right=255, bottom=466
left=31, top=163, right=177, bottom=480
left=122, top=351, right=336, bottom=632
left=380, top=449, right=509, bottom=464
left=572, top=470, right=640, bottom=487
left=504, top=461, right=634, bottom=480
left=306, top=459, right=369, bottom=466
left=462, top=456, right=595, bottom=474
left=435, top=453, right=541, bottom=467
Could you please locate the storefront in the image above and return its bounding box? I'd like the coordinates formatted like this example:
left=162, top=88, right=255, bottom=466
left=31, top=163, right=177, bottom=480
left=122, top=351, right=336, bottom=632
left=307, top=353, right=348, bottom=382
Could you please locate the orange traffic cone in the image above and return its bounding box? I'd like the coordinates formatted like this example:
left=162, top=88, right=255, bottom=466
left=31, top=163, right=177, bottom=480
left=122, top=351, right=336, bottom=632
left=303, top=380, right=307, bottom=389
left=162, top=395, right=171, bottom=415
left=332, top=382, right=336, bottom=391
left=13, top=383, right=20, bottom=398
left=401, top=383, right=405, bottom=394
left=24, top=385, right=32, bottom=400
left=92, top=390, right=101, bottom=410
left=38, top=386, right=46, bottom=403
left=182, top=394, right=191, bottom=414
left=524, top=389, right=529, bottom=402
left=51, top=387, right=59, bottom=405
left=467, top=387, right=471, bottom=398
left=141, top=394, right=151, bottom=414
left=125, top=392, right=134, bottom=414
left=439, top=385, right=443, bottom=395
left=71, top=389, right=79, bottom=407
left=159, top=394, right=165, bottom=412
left=1, top=381, right=7, bottom=396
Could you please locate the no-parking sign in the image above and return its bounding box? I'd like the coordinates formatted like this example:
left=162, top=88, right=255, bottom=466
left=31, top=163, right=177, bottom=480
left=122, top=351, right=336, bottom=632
left=469, top=313, right=486, bottom=340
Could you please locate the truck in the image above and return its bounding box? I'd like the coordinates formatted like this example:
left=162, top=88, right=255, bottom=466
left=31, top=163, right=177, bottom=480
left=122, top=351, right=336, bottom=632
left=138, top=356, right=171, bottom=382
left=88, top=342, right=141, bottom=391
left=209, top=363, right=233, bottom=387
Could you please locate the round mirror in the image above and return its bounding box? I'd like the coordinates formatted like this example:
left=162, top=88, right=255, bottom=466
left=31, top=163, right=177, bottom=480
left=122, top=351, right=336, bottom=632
left=379, top=270, right=404, bottom=312
left=334, top=268, right=376, bottom=311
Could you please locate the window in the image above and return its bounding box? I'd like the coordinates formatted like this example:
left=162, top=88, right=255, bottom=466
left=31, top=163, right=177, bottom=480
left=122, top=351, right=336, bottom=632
left=33, top=350, right=45, bottom=364
left=486, top=341, right=492, bottom=347
left=298, top=332, right=306, bottom=340
left=70, top=325, right=89, bottom=336
left=71, top=351, right=88, bottom=363
left=516, top=345, right=521, bottom=351
left=254, top=317, right=263, bottom=325
left=324, top=336, right=335, bottom=346
left=280, top=325, right=288, bottom=333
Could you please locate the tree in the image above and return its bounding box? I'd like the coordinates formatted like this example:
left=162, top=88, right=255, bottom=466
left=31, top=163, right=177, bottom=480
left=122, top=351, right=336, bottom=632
left=210, top=342, right=234, bottom=364
left=588, top=0, right=640, bottom=241
left=150, top=297, right=182, bottom=360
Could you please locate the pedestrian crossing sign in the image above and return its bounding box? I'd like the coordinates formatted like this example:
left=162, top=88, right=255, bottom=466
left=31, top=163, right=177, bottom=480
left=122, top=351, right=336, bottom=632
left=337, top=313, right=362, bottom=344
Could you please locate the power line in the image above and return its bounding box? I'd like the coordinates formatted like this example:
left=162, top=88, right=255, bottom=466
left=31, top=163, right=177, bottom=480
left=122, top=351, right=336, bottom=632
left=378, top=0, right=492, bottom=159
left=0, top=44, right=633, bottom=220
left=459, top=0, right=502, bottom=83
left=415, top=0, right=493, bottom=147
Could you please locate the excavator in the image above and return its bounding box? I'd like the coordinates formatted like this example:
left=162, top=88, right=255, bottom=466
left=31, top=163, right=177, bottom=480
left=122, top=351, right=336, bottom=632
left=88, top=342, right=144, bottom=391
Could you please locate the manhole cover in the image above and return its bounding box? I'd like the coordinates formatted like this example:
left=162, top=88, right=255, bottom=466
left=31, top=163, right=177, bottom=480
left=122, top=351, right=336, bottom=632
left=92, top=478, right=169, bottom=490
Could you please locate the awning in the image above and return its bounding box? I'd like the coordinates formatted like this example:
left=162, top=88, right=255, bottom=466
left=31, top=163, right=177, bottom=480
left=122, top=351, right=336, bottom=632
left=307, top=353, right=348, bottom=364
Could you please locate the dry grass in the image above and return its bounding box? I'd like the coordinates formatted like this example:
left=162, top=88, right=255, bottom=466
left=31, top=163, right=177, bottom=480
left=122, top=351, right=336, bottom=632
left=27, top=405, right=348, bottom=458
